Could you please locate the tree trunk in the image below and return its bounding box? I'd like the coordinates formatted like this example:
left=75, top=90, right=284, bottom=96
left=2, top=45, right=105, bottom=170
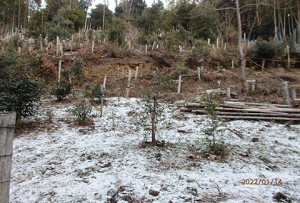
left=236, top=0, right=248, bottom=92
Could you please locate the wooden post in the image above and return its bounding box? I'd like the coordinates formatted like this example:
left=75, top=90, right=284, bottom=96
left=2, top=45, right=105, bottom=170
left=197, top=67, right=201, bottom=81
left=103, top=76, right=107, bottom=89
left=282, top=81, right=291, bottom=105
left=226, top=87, right=231, bottom=99
left=152, top=41, right=155, bottom=51
left=177, top=75, right=182, bottom=94
left=145, top=45, right=148, bottom=54
left=56, top=36, right=59, bottom=56
left=92, top=40, right=95, bottom=53
left=60, top=43, right=63, bottom=56
left=287, top=45, right=291, bottom=70
left=135, top=66, right=139, bottom=80
left=217, top=38, right=219, bottom=49
left=126, top=70, right=131, bottom=98
left=208, top=38, right=210, bottom=45
left=262, top=59, right=266, bottom=71
left=231, top=60, right=234, bottom=69
left=58, top=60, right=62, bottom=83
left=100, top=85, right=104, bottom=117
left=0, top=112, right=17, bottom=203
left=290, top=88, right=297, bottom=101
left=40, top=39, right=43, bottom=52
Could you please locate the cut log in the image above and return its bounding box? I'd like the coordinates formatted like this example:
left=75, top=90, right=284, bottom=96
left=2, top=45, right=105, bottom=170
left=217, top=115, right=300, bottom=121
left=191, top=110, right=300, bottom=118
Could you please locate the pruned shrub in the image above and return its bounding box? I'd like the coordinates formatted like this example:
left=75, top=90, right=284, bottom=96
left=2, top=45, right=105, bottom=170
left=52, top=82, right=72, bottom=101
left=84, top=82, right=107, bottom=102
left=70, top=59, right=85, bottom=81
left=0, top=78, right=44, bottom=124
left=70, top=100, right=92, bottom=124
left=201, top=93, right=229, bottom=158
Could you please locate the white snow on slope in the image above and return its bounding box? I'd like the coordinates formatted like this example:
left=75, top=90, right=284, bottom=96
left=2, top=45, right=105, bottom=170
left=10, top=97, right=300, bottom=203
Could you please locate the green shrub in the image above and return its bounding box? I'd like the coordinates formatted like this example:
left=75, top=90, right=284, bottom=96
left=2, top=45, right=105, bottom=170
left=70, top=101, right=92, bottom=124
left=84, top=82, right=107, bottom=102
left=201, top=93, right=228, bottom=157
left=70, top=59, right=85, bottom=81
left=52, top=82, right=72, bottom=101
left=252, top=41, right=284, bottom=68
left=0, top=78, right=44, bottom=123
left=108, top=17, right=125, bottom=45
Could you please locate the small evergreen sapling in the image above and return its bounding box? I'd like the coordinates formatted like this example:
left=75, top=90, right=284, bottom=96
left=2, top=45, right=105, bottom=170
left=202, top=92, right=228, bottom=157
left=0, top=78, right=44, bottom=124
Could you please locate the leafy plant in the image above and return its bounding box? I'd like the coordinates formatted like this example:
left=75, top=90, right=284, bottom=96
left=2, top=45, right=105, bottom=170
left=0, top=78, right=44, bottom=124
left=84, top=82, right=107, bottom=102
left=70, top=100, right=92, bottom=124
left=138, top=72, right=170, bottom=144
left=201, top=92, right=228, bottom=157
left=52, top=82, right=72, bottom=101
left=70, top=59, right=85, bottom=81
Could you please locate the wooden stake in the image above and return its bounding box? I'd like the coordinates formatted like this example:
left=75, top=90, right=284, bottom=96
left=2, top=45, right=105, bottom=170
left=282, top=81, right=291, bottom=105
left=135, top=66, right=139, bottom=80
left=92, top=40, right=95, bottom=53
left=60, top=43, right=63, bottom=56
left=40, top=39, right=43, bottom=51
left=0, top=112, right=16, bottom=203
left=197, top=67, right=201, bottom=81
left=126, top=70, right=131, bottom=98
left=58, top=60, right=62, bottom=83
left=145, top=45, right=148, bottom=54
left=290, top=88, right=297, bottom=101
left=262, top=59, right=266, bottom=71
left=231, top=60, right=234, bottom=69
left=217, top=38, right=219, bottom=49
left=56, top=36, right=59, bottom=56
left=177, top=75, right=182, bottom=94
left=103, top=76, right=107, bottom=89
left=226, top=87, right=231, bottom=99
left=287, top=45, right=291, bottom=70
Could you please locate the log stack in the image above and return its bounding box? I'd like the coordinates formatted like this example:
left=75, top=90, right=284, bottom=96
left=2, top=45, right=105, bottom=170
left=180, top=101, right=300, bottom=122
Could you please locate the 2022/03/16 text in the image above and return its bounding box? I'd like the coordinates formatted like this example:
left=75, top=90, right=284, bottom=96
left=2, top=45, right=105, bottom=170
left=241, top=179, right=282, bottom=185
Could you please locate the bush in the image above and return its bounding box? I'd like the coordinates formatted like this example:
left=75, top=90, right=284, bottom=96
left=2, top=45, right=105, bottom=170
left=108, top=17, right=125, bottom=45
left=84, top=82, right=107, bottom=102
left=201, top=93, right=228, bottom=157
left=252, top=41, right=284, bottom=69
left=0, top=78, right=44, bottom=123
left=70, top=59, right=85, bottom=81
left=52, top=82, right=72, bottom=101
left=70, top=100, right=92, bottom=124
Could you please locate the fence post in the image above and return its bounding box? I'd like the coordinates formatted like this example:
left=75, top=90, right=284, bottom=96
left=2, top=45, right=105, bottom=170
left=0, top=112, right=17, bottom=203
left=126, top=70, right=131, bottom=98
left=197, top=67, right=201, bottom=81
left=282, top=81, right=291, bottom=105
left=177, top=75, right=182, bottom=94
left=135, top=66, right=139, bottom=80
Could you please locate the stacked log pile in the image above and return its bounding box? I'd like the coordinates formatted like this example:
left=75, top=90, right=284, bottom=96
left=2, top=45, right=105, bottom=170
left=180, top=101, right=300, bottom=122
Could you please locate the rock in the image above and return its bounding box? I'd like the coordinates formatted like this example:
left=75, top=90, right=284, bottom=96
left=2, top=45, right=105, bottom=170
left=107, top=188, right=118, bottom=197
left=149, top=189, right=160, bottom=196
left=251, top=138, right=259, bottom=142
left=273, top=192, right=291, bottom=202
left=177, top=129, right=190, bottom=133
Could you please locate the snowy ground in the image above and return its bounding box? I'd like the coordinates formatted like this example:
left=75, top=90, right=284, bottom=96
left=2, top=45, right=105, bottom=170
left=10, top=97, right=300, bottom=203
